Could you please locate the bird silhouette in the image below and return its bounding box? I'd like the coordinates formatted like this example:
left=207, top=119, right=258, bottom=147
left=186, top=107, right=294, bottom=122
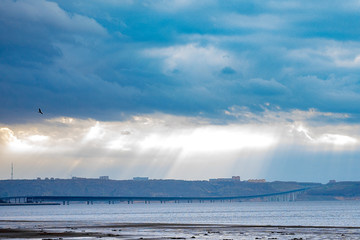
left=38, top=108, right=43, bottom=114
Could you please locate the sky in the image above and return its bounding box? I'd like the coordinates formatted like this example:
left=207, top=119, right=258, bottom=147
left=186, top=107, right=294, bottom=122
left=1, top=0, right=360, bottom=183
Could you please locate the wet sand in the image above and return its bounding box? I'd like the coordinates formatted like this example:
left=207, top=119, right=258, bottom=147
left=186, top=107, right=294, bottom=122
left=1, top=220, right=360, bottom=239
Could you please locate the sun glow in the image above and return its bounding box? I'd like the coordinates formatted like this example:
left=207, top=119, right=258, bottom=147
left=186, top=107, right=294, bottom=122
left=0, top=128, right=28, bottom=152
left=317, top=134, right=357, bottom=146
left=2, top=113, right=360, bottom=180
left=27, top=135, right=49, bottom=142
left=139, top=125, right=277, bottom=153
left=83, top=122, right=104, bottom=143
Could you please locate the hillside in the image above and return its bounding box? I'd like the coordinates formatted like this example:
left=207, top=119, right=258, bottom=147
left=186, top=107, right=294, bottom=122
left=0, top=178, right=318, bottom=198
left=299, top=181, right=360, bottom=200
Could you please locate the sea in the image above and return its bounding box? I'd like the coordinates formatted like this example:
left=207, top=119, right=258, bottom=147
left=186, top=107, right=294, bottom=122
left=1, top=201, right=360, bottom=227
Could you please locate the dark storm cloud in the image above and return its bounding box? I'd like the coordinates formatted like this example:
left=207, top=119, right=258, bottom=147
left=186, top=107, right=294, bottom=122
left=2, top=0, right=360, bottom=123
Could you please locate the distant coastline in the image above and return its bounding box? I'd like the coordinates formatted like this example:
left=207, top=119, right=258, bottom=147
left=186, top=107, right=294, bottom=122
left=1, top=178, right=359, bottom=202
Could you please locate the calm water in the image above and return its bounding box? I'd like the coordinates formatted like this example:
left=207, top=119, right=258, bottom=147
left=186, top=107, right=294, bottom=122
left=1, top=201, right=360, bottom=227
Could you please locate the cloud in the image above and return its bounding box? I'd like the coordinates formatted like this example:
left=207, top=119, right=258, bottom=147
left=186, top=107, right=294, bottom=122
left=142, top=0, right=205, bottom=12
left=245, top=78, right=287, bottom=96
left=286, top=40, right=360, bottom=69
left=143, top=43, right=243, bottom=78
left=316, top=134, right=357, bottom=146
left=0, top=0, right=106, bottom=36
left=1, top=0, right=360, bottom=182
left=0, top=0, right=107, bottom=66
left=218, top=13, right=286, bottom=31
left=1, top=112, right=360, bottom=180
left=221, top=67, right=236, bottom=75
left=0, top=128, right=16, bottom=146
left=224, top=106, right=350, bottom=124
left=1, top=0, right=360, bottom=128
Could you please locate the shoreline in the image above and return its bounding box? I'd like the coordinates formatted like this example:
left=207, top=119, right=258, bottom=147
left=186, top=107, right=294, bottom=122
left=1, top=221, right=360, bottom=239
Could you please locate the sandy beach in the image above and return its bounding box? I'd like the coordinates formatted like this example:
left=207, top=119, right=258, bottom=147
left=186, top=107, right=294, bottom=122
left=1, top=220, right=360, bottom=239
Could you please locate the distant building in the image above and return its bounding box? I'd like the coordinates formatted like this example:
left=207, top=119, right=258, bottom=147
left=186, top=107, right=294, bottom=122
left=328, top=180, right=336, bottom=184
left=133, top=177, right=149, bottom=181
left=71, top=176, right=86, bottom=180
left=209, top=176, right=241, bottom=182
left=232, top=176, right=240, bottom=181
left=99, top=176, right=109, bottom=180
left=247, top=179, right=266, bottom=183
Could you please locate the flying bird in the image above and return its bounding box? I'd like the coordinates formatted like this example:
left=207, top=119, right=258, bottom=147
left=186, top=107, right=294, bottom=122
left=38, top=108, right=43, bottom=114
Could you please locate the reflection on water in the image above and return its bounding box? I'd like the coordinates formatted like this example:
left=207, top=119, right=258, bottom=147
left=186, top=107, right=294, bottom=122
left=1, top=201, right=360, bottom=227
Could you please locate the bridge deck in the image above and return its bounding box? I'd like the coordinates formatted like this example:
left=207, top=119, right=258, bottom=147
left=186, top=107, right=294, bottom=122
left=1, top=188, right=310, bottom=203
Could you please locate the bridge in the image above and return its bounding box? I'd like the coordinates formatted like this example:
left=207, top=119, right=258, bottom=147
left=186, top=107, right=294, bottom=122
left=1, top=188, right=309, bottom=205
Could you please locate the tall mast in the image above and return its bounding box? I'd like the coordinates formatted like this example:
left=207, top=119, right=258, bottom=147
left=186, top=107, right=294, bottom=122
left=11, top=162, right=13, bottom=180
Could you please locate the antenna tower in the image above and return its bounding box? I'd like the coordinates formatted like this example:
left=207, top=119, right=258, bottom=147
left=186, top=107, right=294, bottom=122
left=11, top=163, right=13, bottom=180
